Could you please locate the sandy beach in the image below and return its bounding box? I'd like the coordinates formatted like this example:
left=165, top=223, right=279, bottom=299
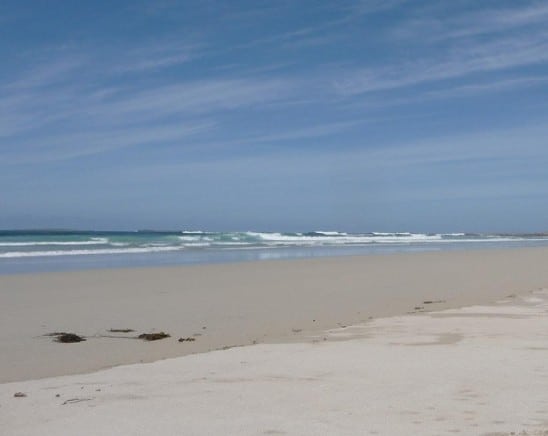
left=4, top=0, right=548, bottom=433
left=1, top=258, right=548, bottom=434
left=1, top=247, right=548, bottom=384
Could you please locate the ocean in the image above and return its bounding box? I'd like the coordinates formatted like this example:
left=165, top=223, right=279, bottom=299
left=1, top=229, right=548, bottom=274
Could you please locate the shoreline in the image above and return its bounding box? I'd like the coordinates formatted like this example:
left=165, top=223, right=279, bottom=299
left=1, top=246, right=548, bottom=383
left=3, top=239, right=548, bottom=275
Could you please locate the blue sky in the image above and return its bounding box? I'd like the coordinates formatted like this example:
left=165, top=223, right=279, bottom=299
left=1, top=0, right=548, bottom=232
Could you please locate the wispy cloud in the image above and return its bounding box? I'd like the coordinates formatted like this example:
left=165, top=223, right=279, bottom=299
left=0, top=39, right=306, bottom=164
left=0, top=121, right=215, bottom=163
left=6, top=56, right=87, bottom=90
left=341, top=73, right=548, bottom=112
left=332, top=1, right=548, bottom=100
left=424, top=75, right=548, bottom=100
left=441, top=2, right=548, bottom=40
left=231, top=25, right=331, bottom=51
left=280, top=34, right=343, bottom=50
left=194, top=120, right=364, bottom=151
left=334, top=31, right=548, bottom=95
left=245, top=120, right=362, bottom=143
left=110, top=41, right=199, bottom=73
left=362, top=123, right=548, bottom=168
left=116, top=122, right=548, bottom=204
left=127, top=119, right=366, bottom=161
left=85, top=77, right=297, bottom=122
left=352, top=0, right=406, bottom=15
left=388, top=2, right=548, bottom=42
left=227, top=4, right=354, bottom=53
left=0, top=83, right=84, bottom=137
left=2, top=1, right=547, bottom=170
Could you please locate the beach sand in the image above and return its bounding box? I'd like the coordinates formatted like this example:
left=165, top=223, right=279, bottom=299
left=1, top=247, right=548, bottom=383
left=2, top=282, right=548, bottom=434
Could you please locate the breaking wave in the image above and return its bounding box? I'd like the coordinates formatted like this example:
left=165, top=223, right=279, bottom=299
left=0, top=230, right=547, bottom=259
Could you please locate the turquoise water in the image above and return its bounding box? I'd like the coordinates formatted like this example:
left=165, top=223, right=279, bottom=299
left=1, top=230, right=548, bottom=274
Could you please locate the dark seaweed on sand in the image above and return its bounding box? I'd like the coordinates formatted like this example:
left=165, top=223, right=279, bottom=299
left=138, top=332, right=170, bottom=341
left=46, top=332, right=86, bottom=343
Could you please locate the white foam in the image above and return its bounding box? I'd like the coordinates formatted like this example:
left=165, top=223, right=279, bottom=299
left=182, top=242, right=212, bottom=247
left=179, top=235, right=213, bottom=242
left=245, top=232, right=443, bottom=245
left=313, top=231, right=349, bottom=236
left=0, top=246, right=181, bottom=258
left=0, top=237, right=109, bottom=247
left=2, top=233, right=547, bottom=260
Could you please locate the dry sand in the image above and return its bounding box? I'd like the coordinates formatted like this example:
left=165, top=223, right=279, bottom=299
left=1, top=247, right=548, bottom=383
left=2, top=287, right=548, bottom=435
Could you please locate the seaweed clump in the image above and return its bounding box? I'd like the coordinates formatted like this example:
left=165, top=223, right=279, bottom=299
left=47, top=332, right=86, bottom=343
left=138, top=332, right=170, bottom=341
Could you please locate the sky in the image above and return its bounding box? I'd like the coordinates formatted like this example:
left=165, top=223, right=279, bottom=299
left=1, top=0, right=547, bottom=233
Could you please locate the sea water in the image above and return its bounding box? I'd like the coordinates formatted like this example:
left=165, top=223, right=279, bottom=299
left=1, top=230, right=548, bottom=274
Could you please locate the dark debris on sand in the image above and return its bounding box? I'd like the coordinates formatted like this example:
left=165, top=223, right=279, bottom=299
left=46, top=332, right=86, bottom=343
left=138, top=332, right=170, bottom=341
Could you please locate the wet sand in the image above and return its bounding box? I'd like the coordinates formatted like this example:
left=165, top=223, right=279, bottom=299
left=1, top=247, right=548, bottom=382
